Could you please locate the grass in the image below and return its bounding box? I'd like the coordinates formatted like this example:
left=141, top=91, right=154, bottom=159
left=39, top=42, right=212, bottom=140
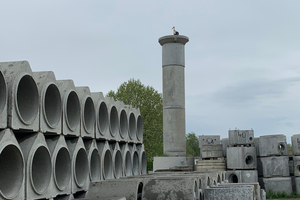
left=267, top=191, right=300, bottom=199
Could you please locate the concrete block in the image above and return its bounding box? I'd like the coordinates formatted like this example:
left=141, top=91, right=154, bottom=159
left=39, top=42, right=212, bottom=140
left=17, top=132, right=52, bottom=199
left=200, top=144, right=223, bottom=158
left=259, top=134, right=287, bottom=157
left=227, top=146, right=257, bottom=169
left=57, top=80, right=80, bottom=137
left=46, top=135, right=72, bottom=197
left=97, top=141, right=113, bottom=179
left=195, top=158, right=226, bottom=172
left=136, top=144, right=147, bottom=175
left=153, top=156, right=194, bottom=172
left=199, top=135, right=220, bottom=148
left=128, top=143, right=140, bottom=176
left=295, top=177, right=300, bottom=195
left=257, top=156, right=289, bottom=177
left=254, top=137, right=260, bottom=157
left=228, top=130, right=254, bottom=145
left=66, top=137, right=89, bottom=193
left=291, top=134, right=300, bottom=155
left=109, top=142, right=123, bottom=179
left=76, top=87, right=96, bottom=138
left=263, top=177, right=292, bottom=195
left=105, top=97, right=120, bottom=141
left=0, top=69, right=7, bottom=129
left=119, top=143, right=133, bottom=177
left=293, top=156, right=300, bottom=176
left=218, top=183, right=261, bottom=200
left=84, top=139, right=101, bottom=182
left=221, top=138, right=228, bottom=157
left=91, top=92, right=109, bottom=140
left=33, top=71, right=62, bottom=134
left=0, top=129, right=25, bottom=200
left=1, top=61, right=39, bottom=131
left=226, top=170, right=258, bottom=183
left=204, top=185, right=255, bottom=200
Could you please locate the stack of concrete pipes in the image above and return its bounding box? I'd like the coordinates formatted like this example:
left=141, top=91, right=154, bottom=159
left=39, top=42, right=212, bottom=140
left=0, top=61, right=147, bottom=200
left=196, top=135, right=226, bottom=172
left=226, top=130, right=258, bottom=184
left=256, top=134, right=292, bottom=195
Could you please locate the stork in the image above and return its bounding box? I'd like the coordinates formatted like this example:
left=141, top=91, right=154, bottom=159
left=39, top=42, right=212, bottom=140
left=172, top=26, right=179, bottom=35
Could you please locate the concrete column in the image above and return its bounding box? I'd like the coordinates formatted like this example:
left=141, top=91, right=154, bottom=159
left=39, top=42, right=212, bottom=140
left=159, top=35, right=189, bottom=156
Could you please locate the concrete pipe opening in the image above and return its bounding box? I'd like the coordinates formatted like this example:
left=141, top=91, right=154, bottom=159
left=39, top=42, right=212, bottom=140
left=245, top=155, right=254, bottom=166
left=74, top=148, right=88, bottom=187
left=129, top=113, right=136, bottom=140
left=213, top=180, right=216, bottom=186
left=229, top=174, right=238, bottom=183
left=98, top=102, right=109, bottom=135
left=44, top=84, right=62, bottom=128
left=110, top=106, right=119, bottom=137
left=90, top=149, right=101, bottom=181
left=119, top=110, right=128, bottom=139
left=125, top=151, right=132, bottom=176
left=136, top=115, right=143, bottom=141
left=114, top=151, right=123, bottom=179
left=54, top=147, right=71, bottom=191
left=16, top=75, right=39, bottom=124
left=103, top=150, right=113, bottom=180
left=83, top=97, right=95, bottom=133
left=132, top=152, right=139, bottom=175
left=0, top=145, right=24, bottom=199
left=66, top=91, right=80, bottom=131
left=222, top=173, right=225, bottom=182
left=278, top=143, right=285, bottom=152
left=0, top=71, right=6, bottom=115
left=31, top=146, right=52, bottom=194
left=217, top=175, right=221, bottom=183
left=199, top=179, right=202, bottom=189
left=207, top=177, right=210, bottom=188
left=141, top=152, right=147, bottom=174
left=137, top=182, right=143, bottom=200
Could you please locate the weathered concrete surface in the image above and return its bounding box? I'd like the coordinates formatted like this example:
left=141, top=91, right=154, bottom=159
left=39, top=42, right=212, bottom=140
left=259, top=134, right=287, bottom=157
left=293, top=156, right=300, bottom=176
left=204, top=185, right=255, bottom=200
left=254, top=137, right=260, bottom=157
left=196, top=158, right=226, bottom=172
left=84, top=139, right=101, bottom=182
left=295, top=176, right=300, bottom=195
left=227, top=146, right=257, bottom=169
left=257, top=156, right=289, bottom=177
left=105, top=97, right=120, bottom=141
left=226, top=170, right=258, bottom=183
left=153, top=156, right=194, bottom=172
left=292, top=134, right=300, bottom=156
left=0, top=69, right=7, bottom=129
left=200, top=144, right=223, bottom=158
left=96, top=141, right=113, bottom=179
left=199, top=135, right=220, bottom=148
left=221, top=138, right=228, bottom=157
left=217, top=183, right=261, bottom=200
left=263, top=177, right=292, bottom=195
left=228, top=130, right=254, bottom=145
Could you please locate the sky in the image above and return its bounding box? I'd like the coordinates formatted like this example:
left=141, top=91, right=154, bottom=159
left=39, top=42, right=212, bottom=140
left=1, top=1, right=300, bottom=143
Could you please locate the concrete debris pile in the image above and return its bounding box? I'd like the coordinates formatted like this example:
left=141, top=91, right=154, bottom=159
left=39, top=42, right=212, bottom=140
left=0, top=61, right=146, bottom=200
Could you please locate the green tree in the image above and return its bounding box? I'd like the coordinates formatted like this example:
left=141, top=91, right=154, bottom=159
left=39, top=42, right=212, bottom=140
left=107, top=78, right=163, bottom=162
left=186, top=132, right=200, bottom=157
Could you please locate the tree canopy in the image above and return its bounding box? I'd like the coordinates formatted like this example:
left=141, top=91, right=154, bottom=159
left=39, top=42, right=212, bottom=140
left=107, top=78, right=163, bottom=160
left=186, top=132, right=200, bottom=157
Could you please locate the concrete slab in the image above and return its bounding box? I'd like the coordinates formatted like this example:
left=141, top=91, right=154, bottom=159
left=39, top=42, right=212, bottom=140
left=227, top=146, right=257, bottom=169
left=257, top=156, right=289, bottom=177
left=195, top=158, right=226, bottom=172
left=199, top=135, right=220, bottom=148
left=263, top=177, right=292, bottom=195
left=200, top=144, right=223, bottom=158
left=153, top=156, right=194, bottom=172
left=259, top=134, right=287, bottom=157
left=228, top=130, right=254, bottom=145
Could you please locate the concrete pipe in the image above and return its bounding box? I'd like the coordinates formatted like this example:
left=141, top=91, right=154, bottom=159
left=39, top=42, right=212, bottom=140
left=97, top=141, right=113, bottom=180
left=0, top=129, right=24, bottom=200
left=0, top=61, right=39, bottom=131
left=110, top=142, right=123, bottom=179
left=85, top=179, right=144, bottom=200
left=91, top=92, right=109, bottom=139
left=117, top=101, right=128, bottom=141
left=128, top=110, right=136, bottom=142
left=66, top=137, right=89, bottom=193
left=33, top=71, right=62, bottom=134
left=105, top=97, right=119, bottom=140
left=136, top=113, right=143, bottom=143
left=0, top=70, right=7, bottom=129
left=76, top=87, right=96, bottom=138
left=259, top=134, right=287, bottom=157
left=136, top=144, right=147, bottom=175
left=129, top=144, right=140, bottom=175
left=54, top=194, right=74, bottom=200
left=84, top=139, right=101, bottom=182
left=17, top=132, right=52, bottom=199
left=45, top=135, right=71, bottom=197
left=119, top=143, right=133, bottom=177
left=57, top=80, right=80, bottom=137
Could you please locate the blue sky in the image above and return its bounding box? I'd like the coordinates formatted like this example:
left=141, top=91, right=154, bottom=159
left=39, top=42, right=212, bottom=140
left=1, top=0, right=300, bottom=142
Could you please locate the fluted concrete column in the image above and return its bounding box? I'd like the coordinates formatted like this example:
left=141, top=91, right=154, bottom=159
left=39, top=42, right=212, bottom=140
left=159, top=35, right=189, bottom=156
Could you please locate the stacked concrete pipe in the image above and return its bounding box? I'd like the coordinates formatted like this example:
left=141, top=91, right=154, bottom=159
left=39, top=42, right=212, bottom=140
left=0, top=69, right=7, bottom=129
left=97, top=141, right=113, bottom=180
left=120, top=143, right=133, bottom=177
left=110, top=142, right=123, bottom=179
left=117, top=101, right=128, bottom=143
left=106, top=97, right=120, bottom=141
left=84, top=139, right=101, bottom=182
left=136, top=144, right=147, bottom=175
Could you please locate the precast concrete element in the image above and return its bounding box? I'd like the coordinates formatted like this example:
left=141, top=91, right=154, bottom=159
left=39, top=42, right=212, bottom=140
left=221, top=138, right=228, bottom=157
left=116, top=101, right=128, bottom=142
left=65, top=137, right=89, bottom=193
left=109, top=142, right=123, bottom=179
left=263, top=177, right=292, bottom=195
left=228, top=130, right=254, bottom=145
left=85, top=179, right=144, bottom=200
left=226, top=170, right=258, bottom=183
left=204, top=185, right=255, bottom=200
left=128, top=144, right=140, bottom=176
left=227, top=146, right=257, bottom=169
left=119, top=143, right=133, bottom=177
left=96, top=141, right=113, bottom=179
left=153, top=156, right=194, bottom=172
left=159, top=35, right=189, bottom=157
left=200, top=144, right=223, bottom=158
left=53, top=194, right=74, bottom=200
left=291, top=134, right=300, bottom=155
left=17, top=132, right=52, bottom=199
left=133, top=107, right=143, bottom=144
left=76, top=87, right=96, bottom=138
left=33, top=71, right=62, bottom=135
left=46, top=135, right=72, bottom=197
left=136, top=144, right=147, bottom=175
left=293, top=156, right=300, bottom=176
left=1, top=61, right=40, bottom=131
left=0, top=69, right=7, bottom=129
left=142, top=177, right=199, bottom=200
left=259, top=134, right=287, bottom=157
left=91, top=92, right=109, bottom=140
left=84, top=139, right=101, bottom=182
left=199, top=135, right=220, bottom=148
left=254, top=137, right=260, bottom=157
left=217, top=183, right=261, bottom=200
left=105, top=97, right=120, bottom=141
left=257, top=156, right=289, bottom=177
left=295, top=177, right=300, bottom=195
left=0, top=129, right=24, bottom=200
left=57, top=80, right=80, bottom=137
left=127, top=105, right=137, bottom=143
